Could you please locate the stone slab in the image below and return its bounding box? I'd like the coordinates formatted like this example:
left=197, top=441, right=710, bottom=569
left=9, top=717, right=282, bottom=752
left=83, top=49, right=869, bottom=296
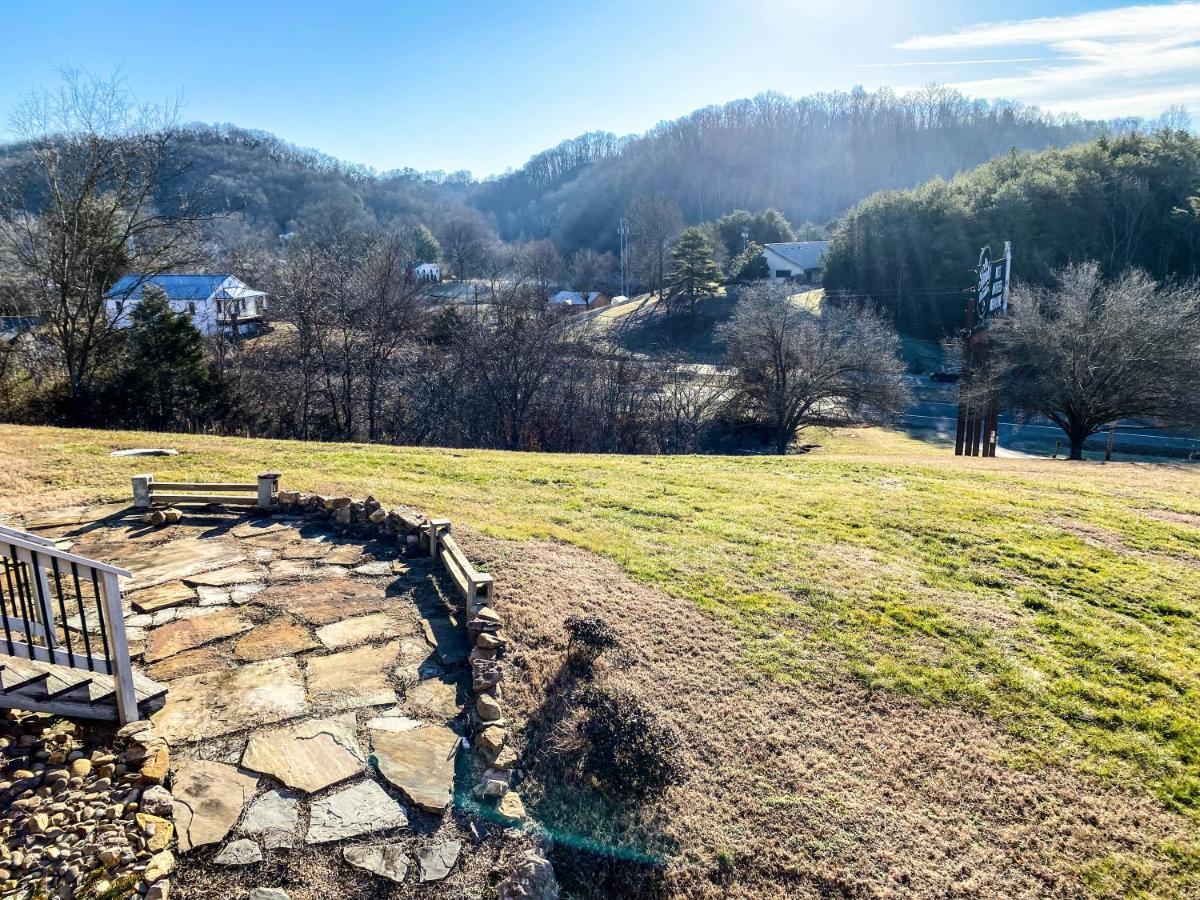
left=186, top=565, right=264, bottom=587
left=315, top=612, right=398, bottom=651
left=117, top=538, right=247, bottom=590
left=172, top=760, right=259, bottom=852
left=306, top=641, right=400, bottom=711
left=421, top=615, right=470, bottom=666
left=234, top=619, right=319, bottom=662
left=417, top=840, right=462, bottom=882
left=278, top=542, right=331, bottom=561
left=24, top=503, right=130, bottom=530
left=145, top=647, right=230, bottom=682
left=344, top=844, right=409, bottom=883
left=215, top=838, right=262, bottom=866
left=240, top=789, right=300, bottom=849
left=144, top=607, right=253, bottom=663
left=406, top=675, right=463, bottom=722
left=241, top=714, right=365, bottom=793
left=130, top=581, right=196, bottom=614
left=152, top=657, right=308, bottom=744
left=323, top=544, right=366, bottom=566
left=255, top=578, right=389, bottom=625
left=351, top=561, right=393, bottom=577
left=305, top=780, right=407, bottom=844
left=369, top=724, right=459, bottom=813
left=231, top=521, right=290, bottom=540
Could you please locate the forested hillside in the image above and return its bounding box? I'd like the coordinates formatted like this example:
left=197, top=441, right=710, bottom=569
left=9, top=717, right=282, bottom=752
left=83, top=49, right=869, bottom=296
left=474, top=87, right=1114, bottom=253
left=0, top=86, right=1117, bottom=262
left=823, top=129, right=1200, bottom=338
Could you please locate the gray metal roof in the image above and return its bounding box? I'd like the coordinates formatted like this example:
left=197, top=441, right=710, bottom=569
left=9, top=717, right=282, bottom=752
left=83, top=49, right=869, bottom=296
left=106, top=274, right=264, bottom=302
left=764, top=241, right=831, bottom=270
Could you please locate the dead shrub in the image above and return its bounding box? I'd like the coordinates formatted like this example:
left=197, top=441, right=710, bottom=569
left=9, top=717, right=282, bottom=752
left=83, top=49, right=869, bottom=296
left=577, top=686, right=686, bottom=801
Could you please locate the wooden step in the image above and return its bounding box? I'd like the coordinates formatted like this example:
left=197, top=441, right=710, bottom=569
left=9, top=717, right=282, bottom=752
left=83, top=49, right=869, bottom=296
left=0, top=660, right=50, bottom=695
left=0, top=653, right=167, bottom=721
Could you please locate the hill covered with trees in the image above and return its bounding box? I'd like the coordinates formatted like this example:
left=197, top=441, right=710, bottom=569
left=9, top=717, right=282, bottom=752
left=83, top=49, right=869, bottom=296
left=0, top=85, right=1121, bottom=266
left=473, top=86, right=1116, bottom=254
left=823, top=129, right=1200, bottom=338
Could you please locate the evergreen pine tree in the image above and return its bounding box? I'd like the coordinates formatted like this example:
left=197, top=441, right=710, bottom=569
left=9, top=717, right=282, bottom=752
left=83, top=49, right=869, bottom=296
left=114, top=286, right=218, bottom=430
left=666, top=228, right=722, bottom=316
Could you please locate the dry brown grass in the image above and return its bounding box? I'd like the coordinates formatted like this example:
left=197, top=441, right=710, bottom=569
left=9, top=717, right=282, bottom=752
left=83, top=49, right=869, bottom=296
left=469, top=531, right=1197, bottom=899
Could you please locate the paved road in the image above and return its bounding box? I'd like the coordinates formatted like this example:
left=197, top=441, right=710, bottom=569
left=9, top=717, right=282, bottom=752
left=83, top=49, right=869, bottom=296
left=904, top=398, right=1200, bottom=456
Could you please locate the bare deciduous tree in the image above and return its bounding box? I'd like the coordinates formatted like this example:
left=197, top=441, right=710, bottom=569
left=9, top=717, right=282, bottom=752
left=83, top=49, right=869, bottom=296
left=567, top=248, right=618, bottom=293
left=981, top=263, right=1200, bottom=459
left=438, top=214, right=490, bottom=279
left=628, top=194, right=682, bottom=299
left=0, top=70, right=208, bottom=415
left=516, top=239, right=563, bottom=301
left=354, top=230, right=427, bottom=441
left=450, top=282, right=576, bottom=450
left=719, top=282, right=909, bottom=454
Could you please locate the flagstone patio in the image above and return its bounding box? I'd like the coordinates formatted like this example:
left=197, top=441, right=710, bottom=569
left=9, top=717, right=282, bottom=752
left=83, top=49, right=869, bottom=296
left=39, top=506, right=476, bottom=887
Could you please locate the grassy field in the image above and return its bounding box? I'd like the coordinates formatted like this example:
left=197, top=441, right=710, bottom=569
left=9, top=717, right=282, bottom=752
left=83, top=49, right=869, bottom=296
left=3, top=424, right=1200, bottom=834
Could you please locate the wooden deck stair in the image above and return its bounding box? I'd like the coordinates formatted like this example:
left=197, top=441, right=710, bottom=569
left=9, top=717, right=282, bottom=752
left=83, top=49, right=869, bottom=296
left=0, top=655, right=166, bottom=721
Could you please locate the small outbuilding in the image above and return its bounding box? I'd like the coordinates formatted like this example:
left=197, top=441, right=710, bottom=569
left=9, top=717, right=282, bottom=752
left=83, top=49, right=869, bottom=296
left=549, top=291, right=610, bottom=310
left=413, top=262, right=441, bottom=283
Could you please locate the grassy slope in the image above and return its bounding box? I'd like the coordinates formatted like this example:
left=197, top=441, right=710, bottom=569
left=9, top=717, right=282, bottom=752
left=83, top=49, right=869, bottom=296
left=3, top=424, right=1200, bottom=826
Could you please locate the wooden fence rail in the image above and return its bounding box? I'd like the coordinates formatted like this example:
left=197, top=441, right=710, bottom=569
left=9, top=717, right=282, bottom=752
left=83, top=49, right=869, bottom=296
left=133, top=472, right=279, bottom=509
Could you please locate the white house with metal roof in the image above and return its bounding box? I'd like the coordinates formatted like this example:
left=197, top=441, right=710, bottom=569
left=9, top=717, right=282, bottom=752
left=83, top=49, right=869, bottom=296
left=762, top=241, right=831, bottom=284
left=105, top=274, right=268, bottom=336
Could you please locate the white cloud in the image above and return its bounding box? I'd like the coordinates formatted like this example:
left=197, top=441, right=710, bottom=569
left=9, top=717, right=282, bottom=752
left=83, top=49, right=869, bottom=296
left=891, top=2, right=1200, bottom=121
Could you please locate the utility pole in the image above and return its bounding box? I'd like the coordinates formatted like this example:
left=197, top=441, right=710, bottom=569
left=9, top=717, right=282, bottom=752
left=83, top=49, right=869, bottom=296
left=618, top=218, right=630, bottom=298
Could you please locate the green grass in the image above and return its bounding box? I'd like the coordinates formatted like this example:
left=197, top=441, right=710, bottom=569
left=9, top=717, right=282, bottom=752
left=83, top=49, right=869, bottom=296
left=5, top=424, right=1200, bottom=820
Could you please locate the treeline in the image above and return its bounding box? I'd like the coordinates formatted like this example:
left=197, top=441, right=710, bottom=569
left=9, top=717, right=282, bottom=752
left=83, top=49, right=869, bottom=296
left=824, top=129, right=1200, bottom=338
left=476, top=86, right=1114, bottom=253
left=0, top=84, right=1123, bottom=272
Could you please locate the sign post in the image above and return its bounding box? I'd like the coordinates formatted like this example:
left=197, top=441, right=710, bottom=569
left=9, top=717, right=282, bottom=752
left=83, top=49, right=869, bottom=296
left=955, top=242, right=1011, bottom=457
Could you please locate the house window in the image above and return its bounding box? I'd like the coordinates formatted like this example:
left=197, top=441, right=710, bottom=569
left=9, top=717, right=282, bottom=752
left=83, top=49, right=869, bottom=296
left=775, top=269, right=792, bottom=279
left=188, top=302, right=195, bottom=314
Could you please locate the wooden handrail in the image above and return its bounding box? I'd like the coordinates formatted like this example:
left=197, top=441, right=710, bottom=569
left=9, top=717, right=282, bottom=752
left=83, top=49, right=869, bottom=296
left=0, top=525, right=55, bottom=548
left=150, top=482, right=257, bottom=492
left=1, top=533, right=131, bottom=578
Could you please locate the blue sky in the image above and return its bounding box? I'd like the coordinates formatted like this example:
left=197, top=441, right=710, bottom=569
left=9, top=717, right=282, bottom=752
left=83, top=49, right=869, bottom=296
left=2, top=1, right=1197, bottom=175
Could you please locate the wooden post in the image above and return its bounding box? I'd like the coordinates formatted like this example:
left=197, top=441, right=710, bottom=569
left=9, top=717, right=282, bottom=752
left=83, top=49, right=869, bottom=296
left=1052, top=440, right=1060, bottom=459
left=428, top=518, right=451, bottom=558
left=99, top=571, right=138, bottom=725
left=257, top=472, right=281, bottom=509
left=1105, top=425, right=1115, bottom=463
left=132, top=475, right=153, bottom=509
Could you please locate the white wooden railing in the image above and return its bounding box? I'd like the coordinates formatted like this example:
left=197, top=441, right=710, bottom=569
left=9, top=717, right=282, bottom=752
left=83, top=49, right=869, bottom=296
left=0, top=528, right=139, bottom=723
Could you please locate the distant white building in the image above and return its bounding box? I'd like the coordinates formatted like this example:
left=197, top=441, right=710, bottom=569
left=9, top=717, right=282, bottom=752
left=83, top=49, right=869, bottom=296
left=762, top=241, right=830, bottom=284
left=549, top=291, right=610, bottom=310
left=105, top=274, right=268, bottom=336
left=413, top=262, right=440, bottom=282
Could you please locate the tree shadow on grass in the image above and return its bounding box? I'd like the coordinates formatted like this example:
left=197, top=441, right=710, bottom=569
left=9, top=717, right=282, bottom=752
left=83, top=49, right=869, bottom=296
left=502, top=657, right=679, bottom=899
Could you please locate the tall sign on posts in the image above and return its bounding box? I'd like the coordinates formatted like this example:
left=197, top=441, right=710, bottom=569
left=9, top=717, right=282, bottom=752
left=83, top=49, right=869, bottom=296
left=954, top=241, right=1011, bottom=457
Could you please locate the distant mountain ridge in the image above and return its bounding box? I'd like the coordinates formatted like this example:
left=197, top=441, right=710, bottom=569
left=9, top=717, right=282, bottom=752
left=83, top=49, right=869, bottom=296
left=0, top=87, right=1129, bottom=256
